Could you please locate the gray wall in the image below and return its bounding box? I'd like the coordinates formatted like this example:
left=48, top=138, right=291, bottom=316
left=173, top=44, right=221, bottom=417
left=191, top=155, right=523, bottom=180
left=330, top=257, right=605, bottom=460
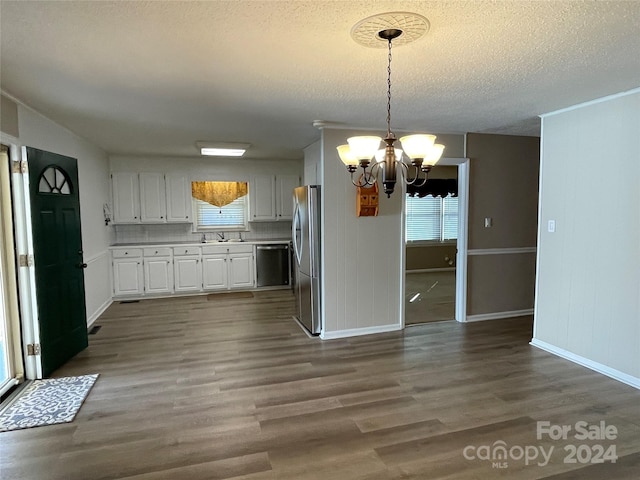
left=533, top=89, right=640, bottom=383
left=465, top=133, right=540, bottom=318
left=406, top=244, right=457, bottom=271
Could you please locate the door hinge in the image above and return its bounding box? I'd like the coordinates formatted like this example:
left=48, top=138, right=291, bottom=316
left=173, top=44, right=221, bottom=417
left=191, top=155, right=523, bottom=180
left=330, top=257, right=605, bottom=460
left=18, top=254, right=34, bottom=267
left=27, top=343, right=41, bottom=356
left=12, top=160, right=28, bottom=174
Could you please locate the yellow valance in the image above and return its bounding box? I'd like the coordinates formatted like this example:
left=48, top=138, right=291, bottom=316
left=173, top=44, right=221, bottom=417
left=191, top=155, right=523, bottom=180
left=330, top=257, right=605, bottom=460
left=191, top=181, right=248, bottom=208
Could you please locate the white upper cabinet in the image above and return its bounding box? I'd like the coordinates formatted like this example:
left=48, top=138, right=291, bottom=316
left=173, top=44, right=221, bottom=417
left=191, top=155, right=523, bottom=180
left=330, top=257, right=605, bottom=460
left=112, top=172, right=140, bottom=223
left=249, top=174, right=299, bottom=222
left=112, top=172, right=193, bottom=224
left=139, top=173, right=167, bottom=223
left=165, top=174, right=192, bottom=222
left=249, top=175, right=277, bottom=221
left=276, top=175, right=299, bottom=221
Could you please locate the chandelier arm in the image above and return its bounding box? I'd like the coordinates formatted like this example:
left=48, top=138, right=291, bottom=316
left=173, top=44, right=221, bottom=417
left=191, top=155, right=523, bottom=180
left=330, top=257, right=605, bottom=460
left=350, top=171, right=362, bottom=187
left=415, top=174, right=428, bottom=187
left=403, top=164, right=422, bottom=185
left=350, top=165, right=378, bottom=187
left=364, top=163, right=379, bottom=186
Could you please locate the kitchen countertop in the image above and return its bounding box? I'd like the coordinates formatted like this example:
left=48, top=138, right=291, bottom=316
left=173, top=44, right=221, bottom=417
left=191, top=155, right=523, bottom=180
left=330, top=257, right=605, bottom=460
left=110, top=239, right=291, bottom=248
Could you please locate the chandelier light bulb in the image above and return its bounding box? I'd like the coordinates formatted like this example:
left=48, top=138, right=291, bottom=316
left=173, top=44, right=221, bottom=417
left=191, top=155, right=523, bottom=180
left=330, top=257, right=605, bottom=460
left=336, top=144, right=358, bottom=167
left=347, top=136, right=382, bottom=161
left=375, top=148, right=403, bottom=163
left=424, top=143, right=445, bottom=165
left=399, top=134, right=437, bottom=160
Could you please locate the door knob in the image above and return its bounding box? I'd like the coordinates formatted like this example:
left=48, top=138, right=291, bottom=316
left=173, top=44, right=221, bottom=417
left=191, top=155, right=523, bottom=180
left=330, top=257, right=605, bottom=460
left=78, top=263, right=88, bottom=269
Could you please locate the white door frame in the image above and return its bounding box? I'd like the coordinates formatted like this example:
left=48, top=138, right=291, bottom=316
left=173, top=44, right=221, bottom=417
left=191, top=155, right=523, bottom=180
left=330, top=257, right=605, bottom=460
left=400, top=156, right=470, bottom=326
left=0, top=133, right=41, bottom=379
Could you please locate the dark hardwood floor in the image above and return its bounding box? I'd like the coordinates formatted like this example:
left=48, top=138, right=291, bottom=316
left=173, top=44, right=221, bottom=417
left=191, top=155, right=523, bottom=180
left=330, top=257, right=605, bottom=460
left=1, top=290, right=639, bottom=479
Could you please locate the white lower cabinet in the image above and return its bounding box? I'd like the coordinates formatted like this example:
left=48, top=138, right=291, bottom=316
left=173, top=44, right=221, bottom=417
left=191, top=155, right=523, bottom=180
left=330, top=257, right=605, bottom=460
left=202, top=244, right=254, bottom=291
left=113, top=249, right=144, bottom=296
left=143, top=248, right=173, bottom=295
left=202, top=255, right=228, bottom=290
left=112, top=243, right=258, bottom=298
left=228, top=253, right=254, bottom=288
left=173, top=246, right=202, bottom=293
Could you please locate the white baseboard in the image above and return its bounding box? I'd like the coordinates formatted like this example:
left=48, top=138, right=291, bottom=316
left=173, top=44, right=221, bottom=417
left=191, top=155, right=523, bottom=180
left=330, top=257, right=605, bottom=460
left=87, top=298, right=113, bottom=328
left=406, top=267, right=456, bottom=274
left=530, top=338, right=640, bottom=390
left=321, top=323, right=402, bottom=340
left=464, top=309, right=534, bottom=323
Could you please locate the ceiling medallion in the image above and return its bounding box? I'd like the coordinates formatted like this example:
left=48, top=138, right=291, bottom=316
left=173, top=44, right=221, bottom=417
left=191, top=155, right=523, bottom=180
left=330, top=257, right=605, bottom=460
left=350, top=12, right=430, bottom=48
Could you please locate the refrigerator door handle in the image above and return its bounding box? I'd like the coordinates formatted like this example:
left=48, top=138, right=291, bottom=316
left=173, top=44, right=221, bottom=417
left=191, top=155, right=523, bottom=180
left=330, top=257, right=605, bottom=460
left=292, top=203, right=302, bottom=265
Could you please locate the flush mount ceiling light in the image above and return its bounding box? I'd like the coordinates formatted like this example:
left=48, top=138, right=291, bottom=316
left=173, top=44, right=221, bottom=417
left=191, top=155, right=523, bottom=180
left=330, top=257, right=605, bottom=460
left=196, top=142, right=251, bottom=157
left=337, top=12, right=444, bottom=197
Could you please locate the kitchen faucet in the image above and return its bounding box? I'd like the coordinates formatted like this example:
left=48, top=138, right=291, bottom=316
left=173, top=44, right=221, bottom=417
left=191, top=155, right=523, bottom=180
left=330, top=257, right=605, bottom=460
left=217, top=232, right=225, bottom=241
left=201, top=233, right=206, bottom=243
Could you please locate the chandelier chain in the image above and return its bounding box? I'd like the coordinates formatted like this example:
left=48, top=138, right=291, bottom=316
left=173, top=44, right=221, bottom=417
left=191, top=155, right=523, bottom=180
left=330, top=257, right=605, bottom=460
left=386, top=37, right=392, bottom=136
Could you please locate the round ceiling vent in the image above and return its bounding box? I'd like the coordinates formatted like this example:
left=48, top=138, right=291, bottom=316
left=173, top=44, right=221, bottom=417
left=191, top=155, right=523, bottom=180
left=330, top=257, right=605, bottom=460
left=351, top=12, right=430, bottom=48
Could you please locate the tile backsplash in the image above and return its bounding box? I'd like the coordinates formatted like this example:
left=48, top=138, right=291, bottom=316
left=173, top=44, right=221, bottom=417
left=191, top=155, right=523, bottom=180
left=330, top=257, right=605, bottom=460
left=114, top=222, right=292, bottom=244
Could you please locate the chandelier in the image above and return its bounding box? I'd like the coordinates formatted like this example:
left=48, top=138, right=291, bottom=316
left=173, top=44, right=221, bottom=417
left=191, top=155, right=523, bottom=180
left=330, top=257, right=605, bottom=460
left=336, top=13, right=444, bottom=197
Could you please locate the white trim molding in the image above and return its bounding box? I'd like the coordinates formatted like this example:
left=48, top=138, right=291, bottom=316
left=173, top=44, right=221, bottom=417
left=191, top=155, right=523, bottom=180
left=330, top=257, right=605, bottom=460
left=406, top=267, right=456, bottom=274
left=87, top=298, right=112, bottom=328
left=468, top=247, right=537, bottom=256
left=85, top=250, right=109, bottom=265
left=531, top=339, right=640, bottom=390
left=455, top=158, right=469, bottom=324
left=464, top=309, right=534, bottom=323
left=321, top=323, right=402, bottom=340
left=540, top=86, right=640, bottom=118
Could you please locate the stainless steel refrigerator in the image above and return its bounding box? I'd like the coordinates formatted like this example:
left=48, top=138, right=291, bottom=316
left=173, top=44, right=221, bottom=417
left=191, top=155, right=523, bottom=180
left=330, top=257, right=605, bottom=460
left=292, top=185, right=321, bottom=335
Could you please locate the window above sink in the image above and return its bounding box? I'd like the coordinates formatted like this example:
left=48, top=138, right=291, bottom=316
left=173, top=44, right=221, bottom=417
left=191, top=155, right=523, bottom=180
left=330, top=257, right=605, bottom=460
left=192, top=181, right=249, bottom=232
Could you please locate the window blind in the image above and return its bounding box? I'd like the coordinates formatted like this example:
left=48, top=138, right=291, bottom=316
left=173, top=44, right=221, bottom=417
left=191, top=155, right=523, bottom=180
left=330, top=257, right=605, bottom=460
left=405, top=195, right=458, bottom=242
left=195, top=195, right=247, bottom=229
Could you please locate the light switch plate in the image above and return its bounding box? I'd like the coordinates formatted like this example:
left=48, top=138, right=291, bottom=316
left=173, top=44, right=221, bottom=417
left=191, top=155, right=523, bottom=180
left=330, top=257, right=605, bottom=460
left=548, top=220, right=556, bottom=233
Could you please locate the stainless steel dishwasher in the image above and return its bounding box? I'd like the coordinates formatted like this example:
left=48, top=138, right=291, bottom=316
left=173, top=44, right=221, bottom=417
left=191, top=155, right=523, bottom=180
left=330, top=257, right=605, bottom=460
left=256, top=244, right=290, bottom=287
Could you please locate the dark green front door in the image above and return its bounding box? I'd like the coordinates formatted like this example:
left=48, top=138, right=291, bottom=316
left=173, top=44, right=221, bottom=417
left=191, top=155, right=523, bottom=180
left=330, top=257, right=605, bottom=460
left=27, top=147, right=88, bottom=377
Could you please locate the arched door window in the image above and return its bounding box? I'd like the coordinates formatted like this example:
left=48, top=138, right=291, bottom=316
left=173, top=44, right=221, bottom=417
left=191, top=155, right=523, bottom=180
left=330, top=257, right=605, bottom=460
left=38, top=166, right=71, bottom=195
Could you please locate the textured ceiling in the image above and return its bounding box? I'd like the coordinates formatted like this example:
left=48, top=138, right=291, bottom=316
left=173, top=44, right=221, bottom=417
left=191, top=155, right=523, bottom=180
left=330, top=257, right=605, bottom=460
left=1, top=1, right=639, bottom=160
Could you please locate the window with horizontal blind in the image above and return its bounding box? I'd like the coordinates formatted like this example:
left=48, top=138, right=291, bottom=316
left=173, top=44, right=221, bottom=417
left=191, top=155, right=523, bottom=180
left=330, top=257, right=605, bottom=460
left=192, top=181, right=248, bottom=230
left=405, top=195, right=458, bottom=242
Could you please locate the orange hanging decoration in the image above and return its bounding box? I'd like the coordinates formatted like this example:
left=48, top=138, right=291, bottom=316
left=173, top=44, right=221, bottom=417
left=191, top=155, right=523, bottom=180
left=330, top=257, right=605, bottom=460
left=356, top=175, right=379, bottom=217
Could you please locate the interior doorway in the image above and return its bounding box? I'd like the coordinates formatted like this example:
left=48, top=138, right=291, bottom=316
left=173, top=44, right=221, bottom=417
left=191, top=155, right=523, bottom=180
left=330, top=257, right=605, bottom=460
left=404, top=160, right=467, bottom=325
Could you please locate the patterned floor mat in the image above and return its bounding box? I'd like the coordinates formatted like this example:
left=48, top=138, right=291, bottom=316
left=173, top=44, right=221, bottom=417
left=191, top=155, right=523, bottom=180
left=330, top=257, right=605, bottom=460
left=0, top=374, right=99, bottom=432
